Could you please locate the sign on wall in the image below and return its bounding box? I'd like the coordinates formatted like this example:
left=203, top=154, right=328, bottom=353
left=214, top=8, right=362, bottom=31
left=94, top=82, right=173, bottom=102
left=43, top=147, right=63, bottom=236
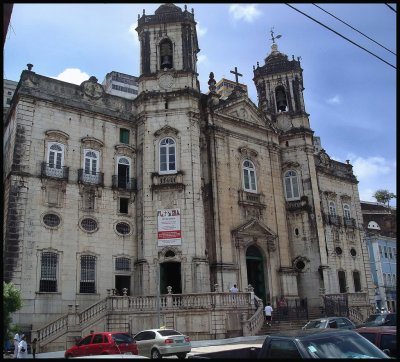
left=157, top=209, right=181, bottom=246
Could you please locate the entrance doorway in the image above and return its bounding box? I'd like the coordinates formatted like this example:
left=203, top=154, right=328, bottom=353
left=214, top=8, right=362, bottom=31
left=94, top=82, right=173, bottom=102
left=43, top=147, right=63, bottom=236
left=115, top=275, right=131, bottom=296
left=160, top=262, right=181, bottom=294
left=246, top=245, right=267, bottom=304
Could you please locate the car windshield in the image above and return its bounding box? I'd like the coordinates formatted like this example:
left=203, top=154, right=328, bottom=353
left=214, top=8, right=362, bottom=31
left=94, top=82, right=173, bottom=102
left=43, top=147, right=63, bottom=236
left=363, top=314, right=386, bottom=326
left=304, top=320, right=326, bottom=329
left=158, top=329, right=182, bottom=336
left=301, top=333, right=389, bottom=358
left=111, top=333, right=134, bottom=344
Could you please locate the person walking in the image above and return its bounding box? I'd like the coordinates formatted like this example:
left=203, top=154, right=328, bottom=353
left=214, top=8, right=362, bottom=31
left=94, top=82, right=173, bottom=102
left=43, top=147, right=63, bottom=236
left=17, top=335, right=28, bottom=359
left=31, top=338, right=38, bottom=359
left=13, top=332, right=20, bottom=359
left=264, top=302, right=273, bottom=326
left=230, top=284, right=239, bottom=293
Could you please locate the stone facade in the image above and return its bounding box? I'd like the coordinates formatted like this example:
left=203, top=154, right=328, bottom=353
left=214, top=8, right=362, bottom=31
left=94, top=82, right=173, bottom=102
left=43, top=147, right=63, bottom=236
left=3, top=3, right=375, bottom=343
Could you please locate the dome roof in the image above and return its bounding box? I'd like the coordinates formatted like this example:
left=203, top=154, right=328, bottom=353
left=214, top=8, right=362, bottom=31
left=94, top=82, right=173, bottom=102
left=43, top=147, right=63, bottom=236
left=155, top=3, right=182, bottom=15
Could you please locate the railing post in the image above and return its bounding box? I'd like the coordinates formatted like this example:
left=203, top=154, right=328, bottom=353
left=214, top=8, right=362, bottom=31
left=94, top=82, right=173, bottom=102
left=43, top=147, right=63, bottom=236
left=75, top=304, right=80, bottom=325
left=67, top=304, right=76, bottom=330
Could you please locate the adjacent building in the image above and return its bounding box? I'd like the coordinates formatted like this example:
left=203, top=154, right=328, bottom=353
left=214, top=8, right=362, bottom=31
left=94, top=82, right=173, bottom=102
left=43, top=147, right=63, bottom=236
left=3, top=3, right=375, bottom=343
left=102, top=71, right=138, bottom=99
left=361, top=201, right=397, bottom=312
left=3, top=79, right=18, bottom=120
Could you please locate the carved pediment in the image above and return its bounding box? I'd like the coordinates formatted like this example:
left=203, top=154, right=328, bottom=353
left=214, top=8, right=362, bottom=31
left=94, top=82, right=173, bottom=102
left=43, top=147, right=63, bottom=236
left=45, top=130, right=69, bottom=142
left=154, top=125, right=179, bottom=137
left=217, top=99, right=263, bottom=125
left=239, top=146, right=258, bottom=158
left=232, top=218, right=277, bottom=251
left=282, top=161, right=300, bottom=170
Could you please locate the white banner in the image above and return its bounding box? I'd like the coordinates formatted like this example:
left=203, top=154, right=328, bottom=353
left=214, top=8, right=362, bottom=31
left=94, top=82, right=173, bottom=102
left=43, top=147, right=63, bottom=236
left=157, top=209, right=181, bottom=246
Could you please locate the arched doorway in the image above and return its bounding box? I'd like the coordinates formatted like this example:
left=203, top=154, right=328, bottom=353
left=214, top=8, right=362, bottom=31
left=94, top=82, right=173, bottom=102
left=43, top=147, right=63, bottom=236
left=246, top=245, right=267, bottom=304
left=160, top=262, right=181, bottom=294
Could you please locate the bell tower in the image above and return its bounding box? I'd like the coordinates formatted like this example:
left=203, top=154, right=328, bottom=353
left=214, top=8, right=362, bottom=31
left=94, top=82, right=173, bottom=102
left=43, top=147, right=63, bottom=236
left=136, top=3, right=200, bottom=93
left=134, top=4, right=209, bottom=296
left=253, top=30, right=309, bottom=132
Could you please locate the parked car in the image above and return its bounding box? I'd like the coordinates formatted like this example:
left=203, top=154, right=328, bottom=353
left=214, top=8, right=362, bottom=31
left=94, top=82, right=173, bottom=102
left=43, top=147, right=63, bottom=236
left=188, top=329, right=390, bottom=359
left=357, top=313, right=396, bottom=327
left=302, top=316, right=355, bottom=330
left=132, top=328, right=191, bottom=359
left=356, top=326, right=397, bottom=357
left=64, top=332, right=138, bottom=358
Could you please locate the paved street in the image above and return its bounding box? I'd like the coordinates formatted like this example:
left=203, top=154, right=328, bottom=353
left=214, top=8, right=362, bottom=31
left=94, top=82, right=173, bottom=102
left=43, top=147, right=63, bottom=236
left=3, top=335, right=267, bottom=359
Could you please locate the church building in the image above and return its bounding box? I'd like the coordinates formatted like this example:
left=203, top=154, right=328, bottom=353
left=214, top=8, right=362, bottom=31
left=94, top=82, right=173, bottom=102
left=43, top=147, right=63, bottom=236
left=3, top=3, right=375, bottom=341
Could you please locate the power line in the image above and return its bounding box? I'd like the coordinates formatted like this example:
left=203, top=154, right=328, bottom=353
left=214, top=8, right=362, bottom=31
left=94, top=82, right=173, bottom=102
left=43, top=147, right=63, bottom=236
left=385, top=3, right=396, bottom=13
left=285, top=4, right=396, bottom=70
left=312, top=3, right=396, bottom=56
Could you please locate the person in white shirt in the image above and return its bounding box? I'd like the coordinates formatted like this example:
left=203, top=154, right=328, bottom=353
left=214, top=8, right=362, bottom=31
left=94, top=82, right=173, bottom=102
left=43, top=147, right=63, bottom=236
left=13, top=333, right=20, bottom=359
left=230, top=284, right=239, bottom=293
left=17, top=335, right=28, bottom=359
left=264, top=302, right=273, bottom=326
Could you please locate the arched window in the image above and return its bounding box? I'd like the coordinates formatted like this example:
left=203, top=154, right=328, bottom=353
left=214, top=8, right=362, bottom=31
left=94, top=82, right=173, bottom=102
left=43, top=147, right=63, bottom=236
left=83, top=149, right=100, bottom=183
left=284, top=170, right=300, bottom=200
left=243, top=160, right=257, bottom=192
left=160, top=39, right=173, bottom=69
left=343, top=204, right=351, bottom=219
left=329, top=201, right=337, bottom=216
left=47, top=142, right=65, bottom=178
left=117, top=156, right=131, bottom=188
left=275, top=86, right=287, bottom=112
left=159, top=137, right=176, bottom=174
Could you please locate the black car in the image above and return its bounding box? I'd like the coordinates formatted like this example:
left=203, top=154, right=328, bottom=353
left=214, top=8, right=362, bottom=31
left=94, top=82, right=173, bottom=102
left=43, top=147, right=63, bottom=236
left=189, top=329, right=390, bottom=359
left=357, top=313, right=396, bottom=327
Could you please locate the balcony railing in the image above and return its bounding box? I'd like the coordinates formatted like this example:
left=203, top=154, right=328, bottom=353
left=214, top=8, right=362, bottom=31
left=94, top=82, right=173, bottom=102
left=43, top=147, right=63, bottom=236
left=327, top=214, right=341, bottom=226
left=78, top=169, right=104, bottom=186
left=238, top=190, right=265, bottom=207
left=343, top=217, right=356, bottom=228
left=41, top=162, right=69, bottom=180
left=112, top=175, right=137, bottom=191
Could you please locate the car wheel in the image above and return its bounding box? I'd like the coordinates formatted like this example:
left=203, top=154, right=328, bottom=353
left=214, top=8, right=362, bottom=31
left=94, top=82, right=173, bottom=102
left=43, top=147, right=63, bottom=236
left=65, top=354, right=72, bottom=359
left=151, top=348, right=162, bottom=359
left=177, top=352, right=187, bottom=359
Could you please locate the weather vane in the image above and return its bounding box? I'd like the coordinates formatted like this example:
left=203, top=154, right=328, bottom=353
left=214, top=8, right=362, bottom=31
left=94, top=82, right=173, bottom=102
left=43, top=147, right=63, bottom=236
left=270, top=27, right=282, bottom=44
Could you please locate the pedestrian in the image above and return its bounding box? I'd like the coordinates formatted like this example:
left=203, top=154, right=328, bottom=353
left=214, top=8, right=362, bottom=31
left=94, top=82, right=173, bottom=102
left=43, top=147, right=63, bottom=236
left=264, top=302, right=273, bottom=326
left=230, top=284, right=239, bottom=293
left=13, top=332, right=20, bottom=359
left=31, top=338, right=38, bottom=359
left=17, top=335, right=28, bottom=359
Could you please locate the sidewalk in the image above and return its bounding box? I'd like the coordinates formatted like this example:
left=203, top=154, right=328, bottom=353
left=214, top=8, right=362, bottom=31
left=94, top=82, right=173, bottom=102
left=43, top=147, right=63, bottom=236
left=3, top=335, right=267, bottom=359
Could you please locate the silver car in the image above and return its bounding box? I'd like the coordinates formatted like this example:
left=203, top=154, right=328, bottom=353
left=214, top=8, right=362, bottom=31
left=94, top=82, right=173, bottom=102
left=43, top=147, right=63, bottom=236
left=132, top=329, right=191, bottom=359
left=303, top=316, right=356, bottom=330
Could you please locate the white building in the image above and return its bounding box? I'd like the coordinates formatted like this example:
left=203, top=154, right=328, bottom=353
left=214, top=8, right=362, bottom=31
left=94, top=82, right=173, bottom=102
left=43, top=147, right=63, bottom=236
left=102, top=71, right=138, bottom=99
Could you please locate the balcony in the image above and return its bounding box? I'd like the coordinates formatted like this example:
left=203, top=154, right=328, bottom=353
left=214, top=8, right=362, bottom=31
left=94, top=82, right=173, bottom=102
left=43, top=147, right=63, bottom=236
left=238, top=190, right=266, bottom=208
left=41, top=162, right=69, bottom=181
left=343, top=217, right=356, bottom=228
left=112, top=175, right=137, bottom=191
left=78, top=169, right=104, bottom=186
left=327, top=214, right=341, bottom=226
left=151, top=171, right=184, bottom=191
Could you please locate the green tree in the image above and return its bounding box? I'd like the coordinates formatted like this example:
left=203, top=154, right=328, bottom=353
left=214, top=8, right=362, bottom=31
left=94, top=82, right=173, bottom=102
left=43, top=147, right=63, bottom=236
left=373, top=189, right=396, bottom=207
left=3, top=282, right=23, bottom=341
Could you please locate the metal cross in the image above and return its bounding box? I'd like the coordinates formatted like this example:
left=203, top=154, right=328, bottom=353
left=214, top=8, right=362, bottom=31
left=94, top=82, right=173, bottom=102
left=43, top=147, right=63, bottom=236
left=230, top=67, right=243, bottom=84
left=270, top=28, right=282, bottom=44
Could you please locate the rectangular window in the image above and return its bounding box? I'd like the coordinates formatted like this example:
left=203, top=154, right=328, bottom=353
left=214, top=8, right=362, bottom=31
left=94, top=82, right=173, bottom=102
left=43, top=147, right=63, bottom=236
left=80, top=255, right=96, bottom=293
left=388, top=247, right=393, bottom=259
left=120, top=129, right=129, bottom=144
left=115, top=257, right=131, bottom=271
left=379, top=245, right=383, bottom=257
left=384, top=246, right=388, bottom=258
left=40, top=252, right=58, bottom=292
left=119, top=197, right=129, bottom=214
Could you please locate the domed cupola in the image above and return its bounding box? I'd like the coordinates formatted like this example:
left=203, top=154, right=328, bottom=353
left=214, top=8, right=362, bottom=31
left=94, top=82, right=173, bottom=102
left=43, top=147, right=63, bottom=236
left=253, top=30, right=306, bottom=117
left=154, top=3, right=182, bottom=15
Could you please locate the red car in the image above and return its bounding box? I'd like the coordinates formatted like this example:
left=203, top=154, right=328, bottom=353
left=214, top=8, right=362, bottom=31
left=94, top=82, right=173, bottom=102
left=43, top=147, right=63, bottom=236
left=356, top=326, right=397, bottom=357
left=65, top=332, right=138, bottom=358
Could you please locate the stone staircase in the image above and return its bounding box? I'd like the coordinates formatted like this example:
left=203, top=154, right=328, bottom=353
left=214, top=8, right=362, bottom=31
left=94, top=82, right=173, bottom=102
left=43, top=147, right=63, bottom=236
left=256, top=306, right=323, bottom=335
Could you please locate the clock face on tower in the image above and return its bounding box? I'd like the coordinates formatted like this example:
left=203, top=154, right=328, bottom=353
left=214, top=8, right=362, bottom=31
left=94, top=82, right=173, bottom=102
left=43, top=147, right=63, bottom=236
left=158, top=73, right=174, bottom=89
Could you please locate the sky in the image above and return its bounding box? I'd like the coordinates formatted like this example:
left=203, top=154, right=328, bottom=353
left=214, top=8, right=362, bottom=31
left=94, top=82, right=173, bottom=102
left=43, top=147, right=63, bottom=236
left=3, top=3, right=397, bottom=207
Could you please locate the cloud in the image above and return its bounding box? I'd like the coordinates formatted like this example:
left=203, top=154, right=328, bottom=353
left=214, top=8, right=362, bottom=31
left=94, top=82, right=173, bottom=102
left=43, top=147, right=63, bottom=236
left=129, top=22, right=140, bottom=47
left=326, top=95, right=341, bottom=105
left=197, top=54, right=207, bottom=65
left=347, top=154, right=394, bottom=179
left=52, top=68, right=90, bottom=85
left=196, top=22, right=207, bottom=37
left=229, top=4, right=262, bottom=23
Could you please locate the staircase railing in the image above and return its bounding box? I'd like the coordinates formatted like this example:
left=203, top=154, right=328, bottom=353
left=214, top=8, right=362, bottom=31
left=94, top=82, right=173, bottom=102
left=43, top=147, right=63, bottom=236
left=242, top=295, right=264, bottom=336
left=36, top=314, right=68, bottom=342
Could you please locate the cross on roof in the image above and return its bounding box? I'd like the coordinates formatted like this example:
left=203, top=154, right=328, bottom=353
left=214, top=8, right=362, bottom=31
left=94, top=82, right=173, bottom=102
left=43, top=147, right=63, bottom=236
left=230, top=67, right=243, bottom=84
